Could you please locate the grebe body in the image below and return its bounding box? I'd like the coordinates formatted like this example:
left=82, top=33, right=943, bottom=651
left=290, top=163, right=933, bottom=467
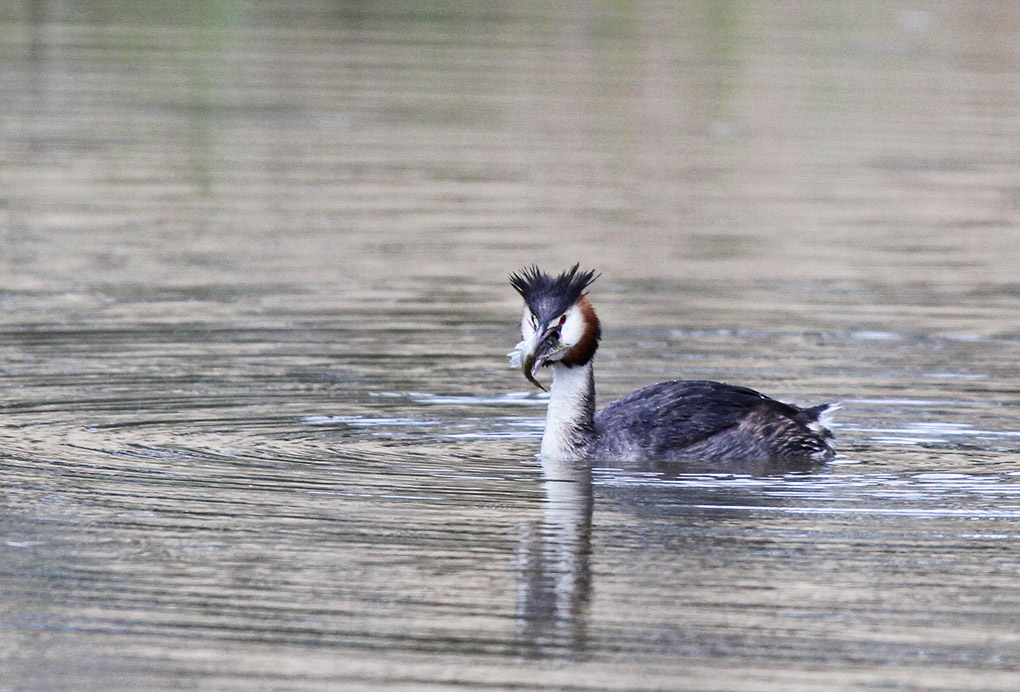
left=508, top=265, right=836, bottom=465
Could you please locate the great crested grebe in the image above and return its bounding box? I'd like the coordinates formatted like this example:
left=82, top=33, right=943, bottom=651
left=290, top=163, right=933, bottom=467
left=508, top=265, right=837, bottom=465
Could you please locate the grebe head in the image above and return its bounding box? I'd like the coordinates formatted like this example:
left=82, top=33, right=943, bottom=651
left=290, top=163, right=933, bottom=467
left=508, top=264, right=601, bottom=390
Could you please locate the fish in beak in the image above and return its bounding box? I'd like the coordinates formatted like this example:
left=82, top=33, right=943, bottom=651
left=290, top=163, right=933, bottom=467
left=508, top=321, right=567, bottom=392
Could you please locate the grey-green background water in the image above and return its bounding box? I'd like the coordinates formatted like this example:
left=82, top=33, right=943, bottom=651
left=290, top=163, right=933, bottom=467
left=3, top=2, right=1020, bottom=690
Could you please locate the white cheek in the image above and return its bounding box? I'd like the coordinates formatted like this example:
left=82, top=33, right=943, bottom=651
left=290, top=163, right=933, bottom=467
left=520, top=308, right=537, bottom=340
left=560, top=306, right=585, bottom=346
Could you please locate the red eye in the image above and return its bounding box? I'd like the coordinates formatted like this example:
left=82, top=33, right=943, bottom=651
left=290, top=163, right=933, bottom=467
left=559, top=315, right=566, bottom=326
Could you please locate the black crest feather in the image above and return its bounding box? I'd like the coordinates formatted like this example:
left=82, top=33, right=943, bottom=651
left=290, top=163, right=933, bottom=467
left=509, top=264, right=599, bottom=321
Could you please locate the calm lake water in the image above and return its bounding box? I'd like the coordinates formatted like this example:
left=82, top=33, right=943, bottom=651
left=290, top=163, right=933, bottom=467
left=3, top=2, right=1020, bottom=690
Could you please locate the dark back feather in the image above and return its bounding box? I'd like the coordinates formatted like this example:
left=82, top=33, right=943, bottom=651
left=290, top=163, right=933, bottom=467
left=594, top=380, right=831, bottom=461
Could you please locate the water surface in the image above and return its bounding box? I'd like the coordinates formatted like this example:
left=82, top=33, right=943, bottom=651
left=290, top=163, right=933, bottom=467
left=3, top=2, right=1020, bottom=690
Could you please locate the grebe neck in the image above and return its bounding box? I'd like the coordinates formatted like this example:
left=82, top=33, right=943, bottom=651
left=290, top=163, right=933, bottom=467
left=541, top=361, right=597, bottom=461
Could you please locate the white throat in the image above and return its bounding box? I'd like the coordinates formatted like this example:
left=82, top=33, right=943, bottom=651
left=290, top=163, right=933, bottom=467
left=540, top=362, right=596, bottom=461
